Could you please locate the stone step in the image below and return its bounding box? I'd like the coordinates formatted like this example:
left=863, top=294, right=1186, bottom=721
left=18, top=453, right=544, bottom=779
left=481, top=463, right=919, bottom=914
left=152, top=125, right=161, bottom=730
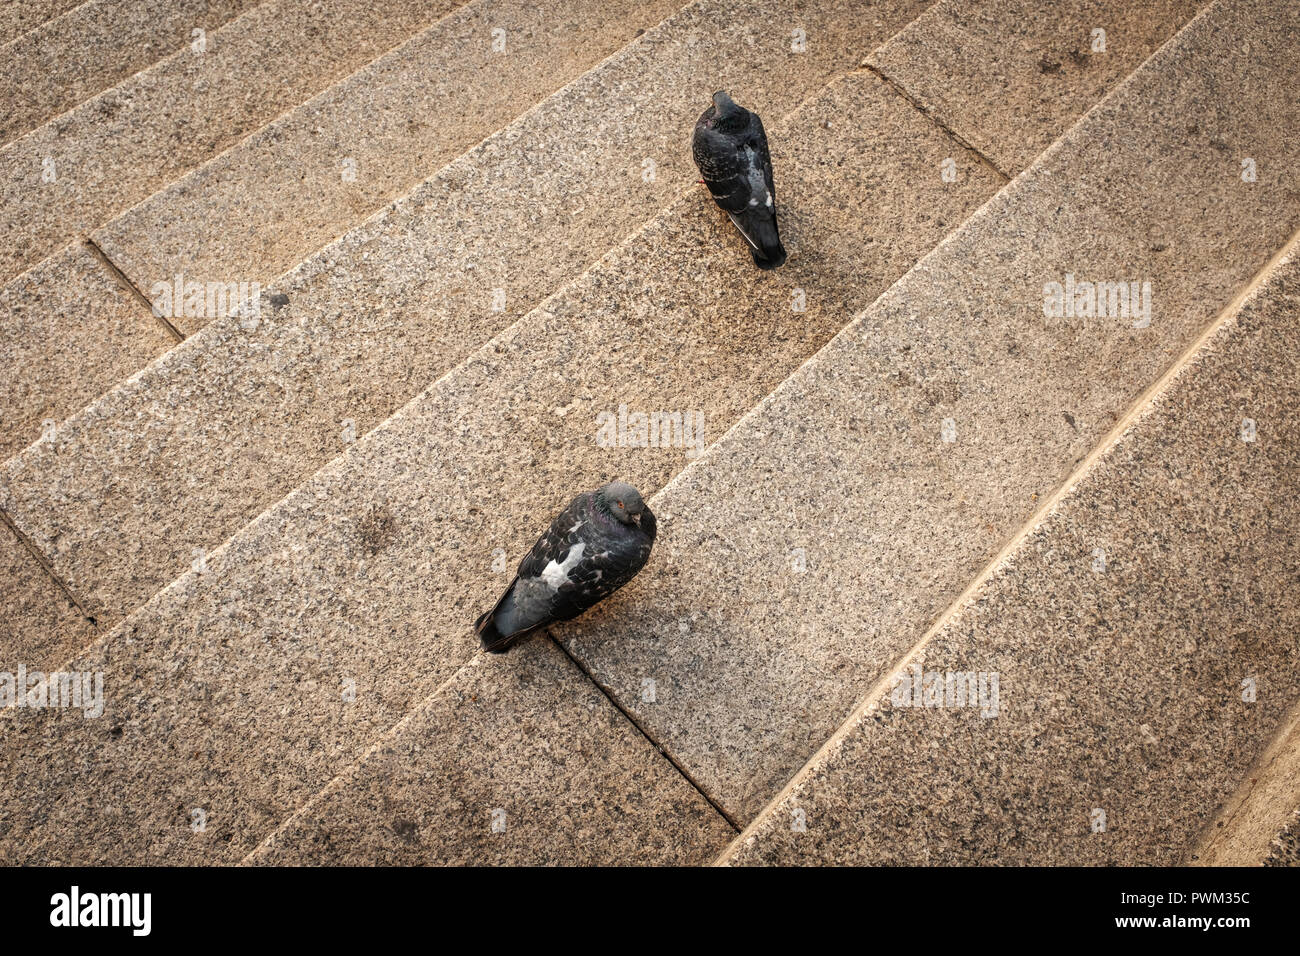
left=0, top=0, right=263, bottom=147
left=94, top=0, right=687, bottom=322
left=0, top=0, right=680, bottom=460
left=0, top=0, right=925, bottom=656
left=0, top=520, right=93, bottom=673
left=1, top=0, right=94, bottom=46
left=0, top=0, right=934, bottom=864
left=549, top=0, right=1300, bottom=823
left=720, top=229, right=1300, bottom=864
left=0, top=242, right=178, bottom=462
left=247, top=639, right=734, bottom=865
left=866, top=0, right=1208, bottom=175
left=1191, top=699, right=1300, bottom=866
left=0, top=0, right=471, bottom=284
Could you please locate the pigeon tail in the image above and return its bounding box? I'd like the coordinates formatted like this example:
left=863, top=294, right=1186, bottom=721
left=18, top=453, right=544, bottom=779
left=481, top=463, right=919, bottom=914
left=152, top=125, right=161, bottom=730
left=475, top=606, right=525, bottom=653
left=729, top=212, right=786, bottom=270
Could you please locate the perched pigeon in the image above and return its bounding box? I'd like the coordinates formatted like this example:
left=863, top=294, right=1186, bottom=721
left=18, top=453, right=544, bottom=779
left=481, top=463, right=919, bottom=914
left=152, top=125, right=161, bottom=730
left=692, top=90, right=786, bottom=269
left=475, top=481, right=657, bottom=653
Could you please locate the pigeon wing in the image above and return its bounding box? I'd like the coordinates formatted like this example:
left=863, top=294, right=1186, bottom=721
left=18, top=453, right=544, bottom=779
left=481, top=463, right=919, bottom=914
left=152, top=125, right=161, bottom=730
left=546, top=515, right=656, bottom=623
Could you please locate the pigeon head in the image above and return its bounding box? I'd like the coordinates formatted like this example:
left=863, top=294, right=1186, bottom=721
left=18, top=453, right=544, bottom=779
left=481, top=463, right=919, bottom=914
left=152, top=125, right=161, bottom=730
left=709, top=90, right=749, bottom=132
left=598, top=481, right=647, bottom=526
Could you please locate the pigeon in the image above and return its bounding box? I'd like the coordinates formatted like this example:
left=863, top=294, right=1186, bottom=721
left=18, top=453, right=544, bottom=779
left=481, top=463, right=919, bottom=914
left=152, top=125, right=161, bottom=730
left=692, top=90, right=786, bottom=269
left=475, top=481, right=657, bottom=653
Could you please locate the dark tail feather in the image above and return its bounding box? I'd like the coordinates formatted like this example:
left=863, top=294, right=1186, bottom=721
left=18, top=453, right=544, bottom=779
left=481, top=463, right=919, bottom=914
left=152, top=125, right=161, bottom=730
left=475, top=608, right=522, bottom=653
left=730, top=212, right=786, bottom=270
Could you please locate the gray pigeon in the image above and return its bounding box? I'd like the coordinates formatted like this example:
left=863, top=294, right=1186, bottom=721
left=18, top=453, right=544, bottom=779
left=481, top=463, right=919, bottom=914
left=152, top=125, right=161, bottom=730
left=692, top=90, right=786, bottom=269
left=475, top=481, right=657, bottom=653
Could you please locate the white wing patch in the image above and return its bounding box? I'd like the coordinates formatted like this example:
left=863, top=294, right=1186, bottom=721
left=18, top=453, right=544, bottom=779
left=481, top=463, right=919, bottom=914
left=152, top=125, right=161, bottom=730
left=541, top=542, right=585, bottom=589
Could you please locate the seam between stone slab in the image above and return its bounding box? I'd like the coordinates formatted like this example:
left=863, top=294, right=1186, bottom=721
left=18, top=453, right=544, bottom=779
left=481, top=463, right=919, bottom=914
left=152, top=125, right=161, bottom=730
left=712, top=224, right=1300, bottom=862
left=238, top=640, right=739, bottom=862
left=1188, top=695, right=1300, bottom=865
left=858, top=0, right=1220, bottom=187
left=82, top=237, right=183, bottom=342
left=858, top=61, right=1012, bottom=182
left=546, top=632, right=744, bottom=832
left=0, top=508, right=97, bottom=626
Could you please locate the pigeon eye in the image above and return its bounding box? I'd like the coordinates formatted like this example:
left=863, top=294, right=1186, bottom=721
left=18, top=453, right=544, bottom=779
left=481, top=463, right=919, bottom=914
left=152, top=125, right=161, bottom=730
left=617, top=500, right=624, bottom=508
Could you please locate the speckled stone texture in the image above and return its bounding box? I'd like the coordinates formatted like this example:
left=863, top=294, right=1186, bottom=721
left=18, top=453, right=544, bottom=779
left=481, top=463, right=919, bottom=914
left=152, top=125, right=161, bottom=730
left=93, top=0, right=684, bottom=306
left=1265, top=813, right=1300, bottom=866
left=0, top=0, right=86, bottom=46
left=249, top=640, right=734, bottom=865
left=0, top=0, right=928, bottom=639
left=0, top=0, right=261, bottom=146
left=1191, top=702, right=1300, bottom=865
left=0, top=243, right=174, bottom=461
left=867, top=0, right=1208, bottom=174
left=554, top=0, right=1300, bottom=823
left=0, top=523, right=94, bottom=673
left=723, top=239, right=1300, bottom=864
left=0, top=0, right=466, bottom=283
left=0, top=22, right=976, bottom=866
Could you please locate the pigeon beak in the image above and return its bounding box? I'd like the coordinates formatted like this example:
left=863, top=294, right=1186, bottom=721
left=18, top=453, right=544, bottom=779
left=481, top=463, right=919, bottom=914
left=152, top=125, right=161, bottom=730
left=631, top=512, right=642, bottom=528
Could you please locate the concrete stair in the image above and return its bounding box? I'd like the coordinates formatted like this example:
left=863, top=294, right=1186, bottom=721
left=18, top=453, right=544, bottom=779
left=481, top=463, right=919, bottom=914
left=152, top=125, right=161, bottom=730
left=0, top=0, right=680, bottom=460
left=0, top=0, right=263, bottom=146
left=1, top=0, right=1295, bottom=867
left=720, top=229, right=1300, bottom=863
left=0, top=0, right=929, bottom=661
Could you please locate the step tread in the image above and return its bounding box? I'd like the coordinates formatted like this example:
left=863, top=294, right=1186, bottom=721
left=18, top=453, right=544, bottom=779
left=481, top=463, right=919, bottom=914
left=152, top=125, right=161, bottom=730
left=866, top=0, right=1207, bottom=174
left=93, top=0, right=684, bottom=315
left=0, top=243, right=175, bottom=463
left=0, top=0, right=917, bottom=641
left=0, top=0, right=468, bottom=284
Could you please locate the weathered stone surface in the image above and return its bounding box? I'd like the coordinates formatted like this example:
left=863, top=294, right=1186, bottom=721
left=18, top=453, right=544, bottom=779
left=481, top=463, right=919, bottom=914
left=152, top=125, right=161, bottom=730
left=1191, top=701, right=1300, bottom=865
left=0, top=0, right=88, bottom=46
left=0, top=243, right=174, bottom=462
left=0, top=0, right=929, bottom=633
left=0, top=0, right=261, bottom=146
left=0, top=0, right=468, bottom=283
left=94, top=0, right=683, bottom=303
left=724, top=237, right=1300, bottom=864
left=0, top=522, right=93, bottom=673
left=555, top=0, right=1300, bottom=822
left=867, top=0, right=1208, bottom=174
left=0, top=1, right=937, bottom=864
left=250, top=640, right=734, bottom=865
